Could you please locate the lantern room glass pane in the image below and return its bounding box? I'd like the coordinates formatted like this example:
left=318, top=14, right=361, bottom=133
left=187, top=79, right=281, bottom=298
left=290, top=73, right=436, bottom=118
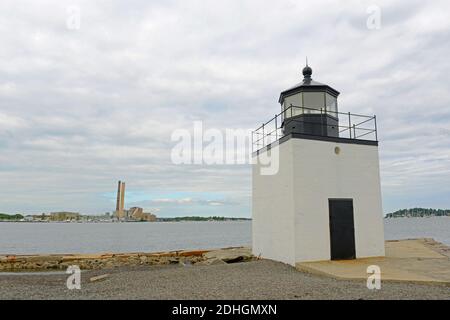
left=282, top=93, right=303, bottom=119
left=303, top=92, right=325, bottom=114
left=325, top=93, right=337, bottom=117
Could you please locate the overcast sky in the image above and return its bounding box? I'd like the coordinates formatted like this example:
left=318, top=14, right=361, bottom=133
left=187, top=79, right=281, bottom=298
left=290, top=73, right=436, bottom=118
left=0, top=0, right=449, bottom=217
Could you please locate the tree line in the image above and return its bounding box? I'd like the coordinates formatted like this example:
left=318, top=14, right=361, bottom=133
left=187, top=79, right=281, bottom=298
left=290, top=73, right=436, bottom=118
left=385, top=208, right=450, bottom=218
left=0, top=213, right=24, bottom=221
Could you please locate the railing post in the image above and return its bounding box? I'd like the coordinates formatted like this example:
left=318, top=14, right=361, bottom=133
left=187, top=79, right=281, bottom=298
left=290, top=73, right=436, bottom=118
left=251, top=131, right=253, bottom=153
left=262, top=123, right=265, bottom=148
left=353, top=124, right=356, bottom=139
left=275, top=115, right=278, bottom=141
left=348, top=112, right=352, bottom=139
left=374, top=115, right=378, bottom=141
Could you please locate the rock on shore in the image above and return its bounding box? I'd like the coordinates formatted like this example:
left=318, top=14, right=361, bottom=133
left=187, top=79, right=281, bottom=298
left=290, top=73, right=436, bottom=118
left=0, top=247, right=254, bottom=271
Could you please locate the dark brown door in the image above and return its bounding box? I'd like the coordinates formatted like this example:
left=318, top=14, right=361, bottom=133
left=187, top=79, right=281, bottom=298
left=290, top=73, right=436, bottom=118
left=329, top=199, right=356, bottom=260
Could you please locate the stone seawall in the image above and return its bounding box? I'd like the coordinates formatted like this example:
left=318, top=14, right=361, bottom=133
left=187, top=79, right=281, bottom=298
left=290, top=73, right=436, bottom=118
left=0, top=247, right=254, bottom=271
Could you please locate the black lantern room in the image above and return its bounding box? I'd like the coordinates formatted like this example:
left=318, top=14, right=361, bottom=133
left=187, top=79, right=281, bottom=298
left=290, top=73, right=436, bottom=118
left=279, top=64, right=340, bottom=137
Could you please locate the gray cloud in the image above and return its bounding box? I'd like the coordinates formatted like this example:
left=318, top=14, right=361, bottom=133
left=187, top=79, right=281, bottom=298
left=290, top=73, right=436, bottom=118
left=0, top=0, right=449, bottom=216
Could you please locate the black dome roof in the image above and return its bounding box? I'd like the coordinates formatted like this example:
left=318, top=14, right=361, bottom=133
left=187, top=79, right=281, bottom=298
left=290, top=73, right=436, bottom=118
left=279, top=64, right=340, bottom=104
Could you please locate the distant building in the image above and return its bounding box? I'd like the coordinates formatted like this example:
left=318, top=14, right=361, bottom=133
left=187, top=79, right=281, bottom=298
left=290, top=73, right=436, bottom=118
left=50, top=212, right=80, bottom=221
left=113, top=181, right=157, bottom=221
left=127, top=207, right=157, bottom=222
left=127, top=207, right=143, bottom=219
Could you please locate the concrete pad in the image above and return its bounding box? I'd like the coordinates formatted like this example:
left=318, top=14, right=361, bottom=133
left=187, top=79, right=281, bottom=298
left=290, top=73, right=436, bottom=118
left=385, top=239, right=446, bottom=259
left=296, top=239, right=450, bottom=285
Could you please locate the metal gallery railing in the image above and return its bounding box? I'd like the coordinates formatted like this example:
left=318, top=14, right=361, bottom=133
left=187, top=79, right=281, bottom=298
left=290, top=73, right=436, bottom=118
left=252, top=105, right=378, bottom=153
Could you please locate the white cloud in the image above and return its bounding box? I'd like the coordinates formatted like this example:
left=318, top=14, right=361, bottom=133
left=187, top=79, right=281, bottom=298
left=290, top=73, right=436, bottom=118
left=151, top=198, right=194, bottom=204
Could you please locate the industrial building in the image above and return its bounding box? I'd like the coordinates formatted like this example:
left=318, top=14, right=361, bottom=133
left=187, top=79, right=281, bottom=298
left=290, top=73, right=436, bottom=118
left=114, top=181, right=157, bottom=222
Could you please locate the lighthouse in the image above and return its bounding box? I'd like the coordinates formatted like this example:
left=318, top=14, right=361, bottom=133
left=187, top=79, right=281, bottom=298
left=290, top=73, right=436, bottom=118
left=252, top=64, right=385, bottom=265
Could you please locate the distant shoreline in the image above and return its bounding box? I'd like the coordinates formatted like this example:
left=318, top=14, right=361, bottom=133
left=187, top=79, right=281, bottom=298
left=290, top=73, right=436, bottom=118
left=0, top=219, right=252, bottom=223
left=385, top=216, right=450, bottom=219
left=0, top=213, right=251, bottom=223
left=385, top=208, right=450, bottom=219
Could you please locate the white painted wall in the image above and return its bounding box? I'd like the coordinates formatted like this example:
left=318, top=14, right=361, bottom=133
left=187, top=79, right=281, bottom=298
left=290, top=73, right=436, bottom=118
left=252, top=138, right=385, bottom=265
left=252, top=142, right=296, bottom=265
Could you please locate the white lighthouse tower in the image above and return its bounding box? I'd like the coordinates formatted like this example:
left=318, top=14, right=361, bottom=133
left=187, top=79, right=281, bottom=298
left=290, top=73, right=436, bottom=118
left=252, top=64, right=385, bottom=265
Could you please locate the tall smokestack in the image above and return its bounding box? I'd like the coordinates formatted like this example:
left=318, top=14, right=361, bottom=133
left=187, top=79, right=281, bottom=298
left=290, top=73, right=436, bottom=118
left=116, top=180, right=122, bottom=213
left=120, top=182, right=126, bottom=213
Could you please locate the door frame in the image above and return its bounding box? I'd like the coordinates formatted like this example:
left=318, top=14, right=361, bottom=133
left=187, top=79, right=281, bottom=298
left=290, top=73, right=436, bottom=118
left=328, top=198, right=356, bottom=260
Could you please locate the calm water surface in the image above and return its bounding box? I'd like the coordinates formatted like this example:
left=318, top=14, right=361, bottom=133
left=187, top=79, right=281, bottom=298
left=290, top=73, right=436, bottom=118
left=0, top=221, right=251, bottom=255
left=384, top=217, right=450, bottom=245
left=0, top=217, right=448, bottom=255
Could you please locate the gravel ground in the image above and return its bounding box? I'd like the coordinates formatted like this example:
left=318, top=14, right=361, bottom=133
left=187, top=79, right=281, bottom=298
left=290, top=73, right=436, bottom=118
left=0, top=260, right=448, bottom=300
